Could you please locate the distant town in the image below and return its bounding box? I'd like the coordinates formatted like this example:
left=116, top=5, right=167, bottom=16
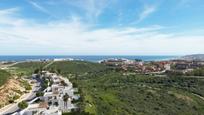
left=100, top=58, right=204, bottom=75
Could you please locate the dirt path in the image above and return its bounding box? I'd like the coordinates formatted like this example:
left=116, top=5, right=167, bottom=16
left=192, top=93, right=204, bottom=101
left=43, top=61, right=54, bottom=69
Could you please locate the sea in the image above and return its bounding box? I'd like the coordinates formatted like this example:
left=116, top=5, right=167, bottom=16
left=0, top=55, right=178, bottom=62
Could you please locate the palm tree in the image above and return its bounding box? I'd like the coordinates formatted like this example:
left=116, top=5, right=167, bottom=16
left=63, top=93, right=69, bottom=108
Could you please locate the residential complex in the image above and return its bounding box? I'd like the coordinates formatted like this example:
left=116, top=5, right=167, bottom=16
left=100, top=58, right=204, bottom=74
left=15, top=71, right=79, bottom=115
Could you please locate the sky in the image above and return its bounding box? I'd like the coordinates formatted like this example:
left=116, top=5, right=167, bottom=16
left=0, top=0, right=204, bottom=55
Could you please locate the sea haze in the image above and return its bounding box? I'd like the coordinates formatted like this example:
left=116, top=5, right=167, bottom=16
left=0, top=56, right=177, bottom=62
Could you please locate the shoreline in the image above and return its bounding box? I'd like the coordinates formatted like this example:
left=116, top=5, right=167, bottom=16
left=0, top=55, right=178, bottom=63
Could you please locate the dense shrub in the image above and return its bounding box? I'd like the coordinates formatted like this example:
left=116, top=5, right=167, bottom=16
left=18, top=101, right=28, bottom=109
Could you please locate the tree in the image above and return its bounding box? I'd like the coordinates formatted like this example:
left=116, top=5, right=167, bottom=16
left=72, top=82, right=78, bottom=88
left=63, top=93, right=69, bottom=102
left=18, top=101, right=28, bottom=109
left=63, top=93, right=69, bottom=107
left=34, top=68, right=40, bottom=74
left=57, top=69, right=61, bottom=74
left=36, top=91, right=44, bottom=97
left=25, top=84, right=32, bottom=90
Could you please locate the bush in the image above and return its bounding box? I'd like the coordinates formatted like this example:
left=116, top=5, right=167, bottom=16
left=190, top=67, right=204, bottom=76
left=21, top=80, right=32, bottom=90
left=34, top=68, right=40, bottom=74
left=25, top=85, right=32, bottom=90
left=9, top=99, right=14, bottom=103
left=36, top=91, right=44, bottom=97
left=42, top=82, right=48, bottom=89
left=13, top=95, right=20, bottom=100
left=18, top=101, right=28, bottom=109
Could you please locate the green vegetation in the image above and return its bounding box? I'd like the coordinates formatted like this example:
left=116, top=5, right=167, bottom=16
left=63, top=93, right=69, bottom=102
left=11, top=61, right=49, bottom=76
left=9, top=95, right=20, bottom=103
left=47, top=61, right=204, bottom=115
left=13, top=95, right=20, bottom=100
left=36, top=91, right=44, bottom=97
left=18, top=101, right=28, bottom=109
left=46, top=61, right=107, bottom=75
left=0, top=69, right=10, bottom=86
left=70, top=71, right=204, bottom=115
left=20, top=80, right=32, bottom=90
left=41, top=77, right=49, bottom=90
left=12, top=60, right=204, bottom=115
left=187, top=67, right=204, bottom=76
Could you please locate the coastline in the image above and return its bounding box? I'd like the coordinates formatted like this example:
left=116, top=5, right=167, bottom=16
left=0, top=55, right=178, bottom=62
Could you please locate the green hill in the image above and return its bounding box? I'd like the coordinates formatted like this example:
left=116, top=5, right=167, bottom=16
left=46, top=61, right=107, bottom=75
left=48, top=61, right=204, bottom=115
left=11, top=61, right=49, bottom=75
left=71, top=71, right=204, bottom=115
left=0, top=69, right=10, bottom=86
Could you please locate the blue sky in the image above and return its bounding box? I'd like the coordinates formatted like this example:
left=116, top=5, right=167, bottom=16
left=0, top=0, right=204, bottom=55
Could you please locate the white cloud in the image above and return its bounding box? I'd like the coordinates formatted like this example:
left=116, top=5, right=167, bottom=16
left=0, top=8, right=203, bottom=55
left=0, top=7, right=18, bottom=15
left=64, top=0, right=110, bottom=22
left=137, top=4, right=157, bottom=23
left=0, top=8, right=26, bottom=26
left=27, top=0, right=56, bottom=18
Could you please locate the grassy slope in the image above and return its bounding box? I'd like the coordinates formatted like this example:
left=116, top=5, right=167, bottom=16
left=0, top=69, right=10, bottom=86
left=48, top=61, right=204, bottom=115
left=72, top=71, right=204, bottom=115
left=11, top=61, right=49, bottom=75
left=46, top=61, right=107, bottom=75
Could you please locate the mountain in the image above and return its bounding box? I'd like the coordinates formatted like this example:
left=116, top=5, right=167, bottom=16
left=181, top=54, right=204, bottom=61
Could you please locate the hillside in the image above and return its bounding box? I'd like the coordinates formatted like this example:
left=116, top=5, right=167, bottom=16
left=0, top=79, right=23, bottom=108
left=70, top=71, right=204, bottom=115
left=11, top=61, right=49, bottom=75
left=0, top=69, right=31, bottom=108
left=0, top=69, right=10, bottom=86
left=45, top=61, right=204, bottom=115
left=46, top=60, right=107, bottom=75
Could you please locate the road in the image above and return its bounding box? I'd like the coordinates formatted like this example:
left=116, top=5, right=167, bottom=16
left=43, top=61, right=54, bottom=69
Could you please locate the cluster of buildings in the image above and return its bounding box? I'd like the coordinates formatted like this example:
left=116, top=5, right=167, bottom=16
left=17, top=71, right=79, bottom=115
left=170, top=60, right=204, bottom=73
left=100, top=58, right=170, bottom=74
left=100, top=58, right=204, bottom=74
